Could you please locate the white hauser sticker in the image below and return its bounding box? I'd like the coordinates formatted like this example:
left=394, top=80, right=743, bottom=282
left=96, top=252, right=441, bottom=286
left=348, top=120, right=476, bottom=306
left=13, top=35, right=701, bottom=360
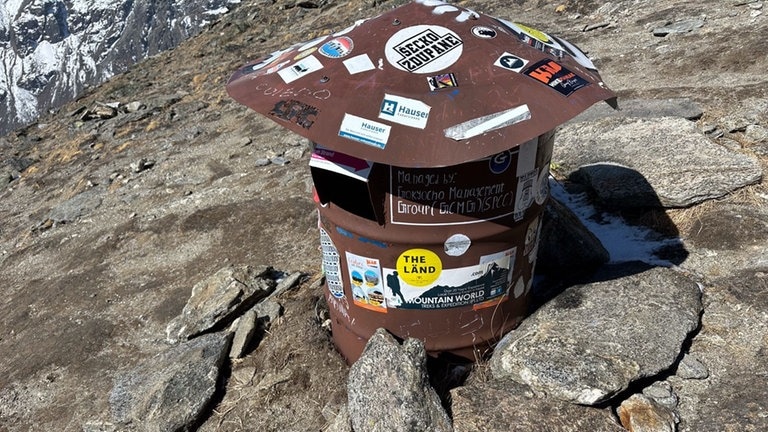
left=379, top=94, right=431, bottom=129
left=385, top=25, right=463, bottom=74
left=339, top=114, right=392, bottom=149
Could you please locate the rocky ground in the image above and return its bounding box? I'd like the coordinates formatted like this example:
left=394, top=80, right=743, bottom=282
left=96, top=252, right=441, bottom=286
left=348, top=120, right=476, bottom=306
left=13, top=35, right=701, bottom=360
left=0, top=0, right=766, bottom=431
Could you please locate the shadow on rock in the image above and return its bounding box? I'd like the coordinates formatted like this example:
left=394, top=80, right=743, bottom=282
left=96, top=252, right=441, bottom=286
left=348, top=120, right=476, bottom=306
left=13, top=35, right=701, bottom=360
left=532, top=164, right=689, bottom=312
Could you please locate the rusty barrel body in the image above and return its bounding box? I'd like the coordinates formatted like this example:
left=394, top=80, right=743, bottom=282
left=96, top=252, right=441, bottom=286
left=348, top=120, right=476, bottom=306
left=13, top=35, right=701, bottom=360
left=315, top=132, right=554, bottom=363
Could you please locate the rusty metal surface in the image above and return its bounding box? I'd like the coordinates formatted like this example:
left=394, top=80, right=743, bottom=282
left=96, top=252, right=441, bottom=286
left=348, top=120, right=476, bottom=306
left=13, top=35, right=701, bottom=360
left=315, top=132, right=554, bottom=363
left=227, top=0, right=616, bottom=167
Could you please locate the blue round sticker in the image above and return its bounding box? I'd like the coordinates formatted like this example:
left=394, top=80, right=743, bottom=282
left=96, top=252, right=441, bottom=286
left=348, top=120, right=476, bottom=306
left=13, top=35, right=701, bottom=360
left=489, top=150, right=512, bottom=174
left=319, top=37, right=354, bottom=58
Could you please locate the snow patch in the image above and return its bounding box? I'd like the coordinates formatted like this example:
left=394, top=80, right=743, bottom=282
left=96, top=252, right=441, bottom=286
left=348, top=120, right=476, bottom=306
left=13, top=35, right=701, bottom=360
left=549, top=179, right=682, bottom=266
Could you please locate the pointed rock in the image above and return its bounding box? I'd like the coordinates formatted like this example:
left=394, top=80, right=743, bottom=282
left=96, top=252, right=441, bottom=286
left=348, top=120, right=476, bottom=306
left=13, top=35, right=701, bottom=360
left=491, top=264, right=702, bottom=405
left=347, top=328, right=452, bottom=432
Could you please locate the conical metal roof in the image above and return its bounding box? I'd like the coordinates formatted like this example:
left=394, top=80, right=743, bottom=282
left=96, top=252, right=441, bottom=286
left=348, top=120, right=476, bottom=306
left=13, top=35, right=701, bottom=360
left=227, top=0, right=616, bottom=167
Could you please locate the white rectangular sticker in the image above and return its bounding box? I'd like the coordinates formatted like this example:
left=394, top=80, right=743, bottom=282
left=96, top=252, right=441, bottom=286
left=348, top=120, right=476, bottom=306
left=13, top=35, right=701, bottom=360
left=343, top=54, right=376, bottom=75
left=278, top=55, right=323, bottom=84
left=378, top=94, right=431, bottom=129
left=338, top=114, right=391, bottom=149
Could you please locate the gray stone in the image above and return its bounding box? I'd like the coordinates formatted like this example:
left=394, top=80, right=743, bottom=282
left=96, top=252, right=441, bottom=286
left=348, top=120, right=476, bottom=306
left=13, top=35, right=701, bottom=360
left=229, top=300, right=283, bottom=359
left=229, top=309, right=259, bottom=359
left=652, top=19, right=705, bottom=36
left=253, top=299, right=283, bottom=325
left=746, top=124, right=768, bottom=143
left=491, top=264, right=702, bottom=405
left=537, top=196, right=610, bottom=279
left=642, top=380, right=678, bottom=410
left=570, top=98, right=703, bottom=123
left=554, top=116, right=763, bottom=208
left=675, top=353, right=709, bottom=380
left=270, top=271, right=303, bottom=299
left=81, top=420, right=118, bottom=432
left=618, top=394, right=677, bottom=432
left=1, top=168, right=13, bottom=186
left=451, top=379, right=625, bottom=432
left=5, top=156, right=35, bottom=172
left=718, top=98, right=768, bottom=133
left=125, top=101, right=145, bottom=112
left=130, top=158, right=155, bottom=173
left=48, top=187, right=104, bottom=223
left=165, top=265, right=276, bottom=342
left=109, top=332, right=232, bottom=432
left=347, top=328, right=452, bottom=432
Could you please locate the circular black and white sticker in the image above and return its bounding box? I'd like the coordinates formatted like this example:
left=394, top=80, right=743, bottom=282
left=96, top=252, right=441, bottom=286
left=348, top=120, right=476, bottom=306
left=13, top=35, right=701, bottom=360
left=385, top=25, right=464, bottom=74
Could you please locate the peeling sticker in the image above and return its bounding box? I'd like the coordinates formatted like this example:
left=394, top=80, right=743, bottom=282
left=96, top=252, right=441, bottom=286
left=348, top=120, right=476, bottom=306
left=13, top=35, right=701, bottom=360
left=246, top=48, right=292, bottom=73
left=319, top=36, right=354, bottom=58
left=427, top=72, right=458, bottom=91
left=494, top=52, right=529, bottom=73
left=443, top=104, right=531, bottom=140
left=320, top=228, right=344, bottom=299
left=444, top=234, right=471, bottom=256
left=535, top=168, right=549, bottom=205
left=294, top=47, right=317, bottom=61
left=277, top=55, right=324, bottom=84
left=297, top=35, right=330, bottom=52
left=513, top=276, right=525, bottom=298
left=343, top=54, right=376, bottom=74
left=514, top=139, right=538, bottom=219
left=269, top=99, right=318, bottom=129
left=500, top=20, right=566, bottom=58
left=338, top=114, right=391, bottom=149
left=379, top=94, right=431, bottom=129
left=551, top=35, right=598, bottom=70
left=385, top=25, right=463, bottom=74
left=524, top=217, right=540, bottom=256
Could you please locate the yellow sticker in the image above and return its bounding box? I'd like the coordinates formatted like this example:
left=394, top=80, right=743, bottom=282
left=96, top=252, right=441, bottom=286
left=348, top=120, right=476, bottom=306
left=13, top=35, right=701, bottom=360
left=396, top=248, right=443, bottom=287
left=515, top=23, right=551, bottom=43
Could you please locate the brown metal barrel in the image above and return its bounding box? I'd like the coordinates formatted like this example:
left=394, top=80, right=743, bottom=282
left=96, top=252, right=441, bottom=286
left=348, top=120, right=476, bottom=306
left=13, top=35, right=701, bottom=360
left=315, top=131, right=554, bottom=363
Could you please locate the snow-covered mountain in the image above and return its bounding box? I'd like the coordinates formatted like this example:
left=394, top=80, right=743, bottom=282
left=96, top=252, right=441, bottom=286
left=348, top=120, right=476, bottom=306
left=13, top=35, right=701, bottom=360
left=0, top=0, right=239, bottom=136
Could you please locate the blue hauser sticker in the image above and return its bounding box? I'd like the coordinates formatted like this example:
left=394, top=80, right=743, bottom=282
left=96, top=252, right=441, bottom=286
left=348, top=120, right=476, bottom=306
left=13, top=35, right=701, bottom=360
left=524, top=59, right=589, bottom=96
